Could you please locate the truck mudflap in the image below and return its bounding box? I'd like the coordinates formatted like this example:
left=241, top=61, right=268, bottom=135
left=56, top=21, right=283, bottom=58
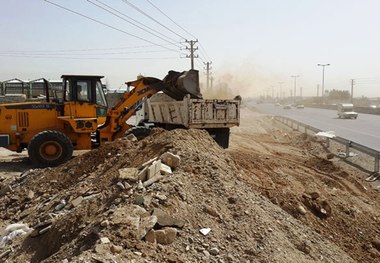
left=0, top=134, right=10, bottom=147
left=162, top=70, right=202, bottom=100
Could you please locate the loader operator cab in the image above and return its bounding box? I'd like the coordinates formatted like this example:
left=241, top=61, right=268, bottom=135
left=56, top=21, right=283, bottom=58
left=62, top=75, right=108, bottom=117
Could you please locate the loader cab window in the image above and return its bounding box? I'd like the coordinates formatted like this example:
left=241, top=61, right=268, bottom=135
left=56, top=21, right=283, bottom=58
left=77, top=81, right=91, bottom=102
left=95, top=81, right=107, bottom=107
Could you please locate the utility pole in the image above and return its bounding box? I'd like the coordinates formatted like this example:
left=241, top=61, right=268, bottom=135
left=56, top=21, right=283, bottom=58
left=317, top=63, right=330, bottom=104
left=291, top=75, right=300, bottom=102
left=185, top=40, right=198, bottom=70
left=351, top=79, right=355, bottom=104
left=204, top=61, right=212, bottom=89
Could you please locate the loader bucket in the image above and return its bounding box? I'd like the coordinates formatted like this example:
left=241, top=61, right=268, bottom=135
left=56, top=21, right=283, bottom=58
left=162, top=70, right=202, bottom=100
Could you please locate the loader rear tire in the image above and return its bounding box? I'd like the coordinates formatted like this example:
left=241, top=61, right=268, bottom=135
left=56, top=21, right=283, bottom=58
left=28, top=130, right=73, bottom=167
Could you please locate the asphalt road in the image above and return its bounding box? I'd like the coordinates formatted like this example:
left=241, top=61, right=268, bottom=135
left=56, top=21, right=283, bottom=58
left=252, top=103, right=380, bottom=151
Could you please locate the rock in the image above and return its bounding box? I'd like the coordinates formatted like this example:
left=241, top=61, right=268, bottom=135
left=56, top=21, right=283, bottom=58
left=116, top=182, right=125, bottom=190
left=309, top=192, right=320, bottom=200
left=155, top=194, right=167, bottom=201
left=153, top=208, right=185, bottom=228
left=94, top=244, right=108, bottom=254
left=326, top=153, right=335, bottom=159
left=297, top=205, right=307, bottom=215
left=137, top=180, right=144, bottom=190
left=209, top=247, right=220, bottom=256
left=160, top=163, right=172, bottom=175
left=145, top=229, right=156, bottom=243
left=118, top=168, right=139, bottom=181
left=372, top=239, right=380, bottom=251
left=160, top=152, right=181, bottom=169
left=100, top=237, right=110, bottom=244
left=133, top=195, right=145, bottom=205
left=155, top=227, right=177, bottom=245
left=71, top=196, right=84, bottom=207
left=100, top=220, right=109, bottom=227
left=110, top=244, right=123, bottom=254
left=200, top=228, right=211, bottom=236
left=26, top=190, right=34, bottom=200
left=203, top=205, right=220, bottom=217
left=137, top=215, right=158, bottom=240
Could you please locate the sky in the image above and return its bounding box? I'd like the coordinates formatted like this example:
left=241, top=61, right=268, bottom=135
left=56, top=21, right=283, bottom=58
left=1, top=0, right=380, bottom=98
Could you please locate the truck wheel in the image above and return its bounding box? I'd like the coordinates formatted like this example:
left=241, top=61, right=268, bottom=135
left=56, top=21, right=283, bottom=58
left=126, top=126, right=151, bottom=140
left=28, top=130, right=73, bottom=167
left=214, top=128, right=230, bottom=149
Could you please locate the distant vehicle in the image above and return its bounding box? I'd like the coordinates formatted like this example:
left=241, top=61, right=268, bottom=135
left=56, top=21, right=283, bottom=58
left=369, top=105, right=377, bottom=109
left=337, top=103, right=358, bottom=119
left=296, top=104, right=304, bottom=109
left=283, top=105, right=291, bottom=109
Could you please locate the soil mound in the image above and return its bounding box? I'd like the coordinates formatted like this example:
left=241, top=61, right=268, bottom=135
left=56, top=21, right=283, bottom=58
left=0, top=127, right=361, bottom=262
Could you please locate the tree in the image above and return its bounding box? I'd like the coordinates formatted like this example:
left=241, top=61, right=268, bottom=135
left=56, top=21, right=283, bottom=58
left=328, top=89, right=350, bottom=100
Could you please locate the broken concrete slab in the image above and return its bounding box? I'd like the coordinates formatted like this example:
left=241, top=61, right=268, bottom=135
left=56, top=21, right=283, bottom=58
left=160, top=163, right=172, bottom=175
left=147, top=160, right=161, bottom=180
left=160, top=152, right=181, bottom=169
left=118, top=168, right=139, bottom=181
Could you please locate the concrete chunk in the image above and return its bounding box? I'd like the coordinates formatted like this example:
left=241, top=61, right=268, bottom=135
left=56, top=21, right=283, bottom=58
left=118, top=168, right=139, bottom=181
left=160, top=152, right=181, bottom=169
left=71, top=196, right=84, bottom=207
left=160, top=163, right=172, bottom=175
left=147, top=160, right=161, bottom=180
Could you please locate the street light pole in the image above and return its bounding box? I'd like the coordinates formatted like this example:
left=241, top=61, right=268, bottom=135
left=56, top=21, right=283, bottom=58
left=317, top=63, right=330, bottom=103
left=290, top=75, right=300, bottom=103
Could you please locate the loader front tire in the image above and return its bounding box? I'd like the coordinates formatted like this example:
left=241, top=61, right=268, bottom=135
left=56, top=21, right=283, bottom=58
left=28, top=130, right=73, bottom=167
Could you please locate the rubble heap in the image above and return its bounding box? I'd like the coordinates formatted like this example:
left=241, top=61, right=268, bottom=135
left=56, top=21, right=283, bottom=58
left=0, top=128, right=357, bottom=262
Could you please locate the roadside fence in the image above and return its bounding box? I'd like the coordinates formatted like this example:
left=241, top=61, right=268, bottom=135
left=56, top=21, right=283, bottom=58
left=274, top=116, right=380, bottom=182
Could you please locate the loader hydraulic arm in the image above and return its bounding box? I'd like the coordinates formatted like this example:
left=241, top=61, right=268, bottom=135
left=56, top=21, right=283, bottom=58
left=98, top=77, right=166, bottom=143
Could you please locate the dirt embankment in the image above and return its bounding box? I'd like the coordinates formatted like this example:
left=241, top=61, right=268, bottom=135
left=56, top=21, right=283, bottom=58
left=0, top=107, right=378, bottom=262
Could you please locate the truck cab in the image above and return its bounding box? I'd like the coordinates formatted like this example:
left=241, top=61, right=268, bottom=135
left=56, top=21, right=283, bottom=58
left=337, top=103, right=358, bottom=119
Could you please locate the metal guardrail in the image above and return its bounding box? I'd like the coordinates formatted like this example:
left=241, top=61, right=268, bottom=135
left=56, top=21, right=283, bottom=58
left=274, top=116, right=380, bottom=181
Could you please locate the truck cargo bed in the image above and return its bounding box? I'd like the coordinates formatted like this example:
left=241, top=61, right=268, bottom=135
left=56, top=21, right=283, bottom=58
left=147, top=94, right=240, bottom=129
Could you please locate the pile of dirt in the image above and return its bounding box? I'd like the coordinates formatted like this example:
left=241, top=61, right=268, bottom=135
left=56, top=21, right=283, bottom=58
left=0, top=125, right=357, bottom=262
left=0, top=107, right=379, bottom=263
left=229, top=108, right=380, bottom=262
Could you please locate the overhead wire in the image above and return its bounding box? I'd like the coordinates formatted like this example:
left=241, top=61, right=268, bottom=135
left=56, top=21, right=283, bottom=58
left=43, top=0, right=181, bottom=54
left=144, top=0, right=213, bottom=63
left=0, top=50, right=180, bottom=56
left=145, top=0, right=197, bottom=39
left=0, top=44, right=174, bottom=53
left=0, top=54, right=179, bottom=60
left=87, top=0, right=182, bottom=48
left=120, top=0, right=186, bottom=40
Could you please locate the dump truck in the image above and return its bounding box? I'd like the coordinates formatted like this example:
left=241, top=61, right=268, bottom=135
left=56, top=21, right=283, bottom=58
left=135, top=92, right=240, bottom=148
left=0, top=70, right=240, bottom=166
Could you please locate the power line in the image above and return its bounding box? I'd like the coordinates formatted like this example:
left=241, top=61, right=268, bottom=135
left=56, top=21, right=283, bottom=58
left=0, top=54, right=179, bottom=60
left=145, top=0, right=197, bottom=39
left=87, top=0, right=182, bottom=48
left=0, top=50, right=180, bottom=56
left=43, top=0, right=181, bottom=53
left=1, top=44, right=174, bottom=53
left=121, top=0, right=186, bottom=40
left=198, top=43, right=212, bottom=62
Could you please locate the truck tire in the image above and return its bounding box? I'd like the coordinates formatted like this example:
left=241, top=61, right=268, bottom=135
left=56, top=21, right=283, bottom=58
left=126, top=126, right=151, bottom=140
left=214, top=128, right=230, bottom=149
left=28, top=130, right=73, bottom=167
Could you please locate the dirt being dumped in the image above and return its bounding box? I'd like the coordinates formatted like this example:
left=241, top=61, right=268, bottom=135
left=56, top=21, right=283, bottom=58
left=0, top=107, right=379, bottom=262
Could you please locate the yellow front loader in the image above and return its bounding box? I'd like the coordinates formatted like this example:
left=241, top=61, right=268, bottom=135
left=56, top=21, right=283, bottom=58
left=0, top=75, right=166, bottom=166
